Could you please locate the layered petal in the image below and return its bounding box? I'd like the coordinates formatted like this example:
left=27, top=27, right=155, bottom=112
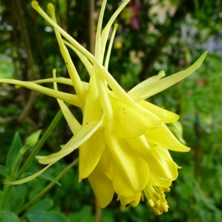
left=88, top=166, right=114, bottom=208
left=111, top=97, right=161, bottom=138
left=145, top=145, right=179, bottom=187
left=118, top=192, right=142, bottom=207
left=139, top=100, right=179, bottom=123
left=79, top=129, right=105, bottom=180
left=145, top=123, right=190, bottom=152
left=128, top=71, right=165, bottom=100
left=126, top=136, right=178, bottom=187
left=106, top=134, right=149, bottom=196
left=82, top=75, right=103, bottom=123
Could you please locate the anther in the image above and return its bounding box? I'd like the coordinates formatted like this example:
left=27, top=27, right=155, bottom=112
left=147, top=199, right=155, bottom=208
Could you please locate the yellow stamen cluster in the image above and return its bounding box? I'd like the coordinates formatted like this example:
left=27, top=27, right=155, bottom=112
left=143, top=185, right=170, bottom=215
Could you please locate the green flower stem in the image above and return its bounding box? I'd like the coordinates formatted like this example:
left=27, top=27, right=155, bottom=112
left=17, top=158, right=78, bottom=215
left=17, top=110, right=63, bottom=178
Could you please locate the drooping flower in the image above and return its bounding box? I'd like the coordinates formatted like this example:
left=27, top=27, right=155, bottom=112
left=0, top=0, right=207, bottom=215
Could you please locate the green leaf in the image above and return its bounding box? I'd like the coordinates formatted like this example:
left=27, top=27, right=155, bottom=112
left=2, top=186, right=27, bottom=212
left=26, top=199, right=67, bottom=222
left=6, top=132, right=22, bottom=168
left=28, top=198, right=53, bottom=212
left=0, top=211, right=21, bottom=222
left=26, top=211, right=67, bottom=222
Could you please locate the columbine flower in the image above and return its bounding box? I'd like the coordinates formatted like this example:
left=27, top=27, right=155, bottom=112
left=0, top=0, right=207, bottom=215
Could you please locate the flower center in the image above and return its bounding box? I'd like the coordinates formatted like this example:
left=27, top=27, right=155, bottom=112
left=143, top=184, right=170, bottom=215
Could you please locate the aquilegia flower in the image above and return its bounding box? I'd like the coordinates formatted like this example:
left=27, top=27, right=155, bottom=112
left=0, top=0, right=207, bottom=215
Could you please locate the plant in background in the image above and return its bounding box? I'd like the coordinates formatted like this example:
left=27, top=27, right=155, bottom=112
left=0, top=0, right=206, bottom=218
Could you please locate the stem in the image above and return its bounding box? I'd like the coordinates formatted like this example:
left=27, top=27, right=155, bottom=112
left=17, top=159, right=78, bottom=215
left=95, top=200, right=102, bottom=222
left=89, top=0, right=95, bottom=54
left=17, top=110, right=63, bottom=178
left=194, top=111, right=201, bottom=180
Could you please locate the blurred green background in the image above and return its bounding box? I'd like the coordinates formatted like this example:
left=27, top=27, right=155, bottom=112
left=0, top=0, right=222, bottom=221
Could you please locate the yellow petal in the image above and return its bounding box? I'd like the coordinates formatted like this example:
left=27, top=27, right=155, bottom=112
left=139, top=100, right=179, bottom=123
left=145, top=123, right=190, bottom=152
left=79, top=129, right=105, bottom=180
left=118, top=192, right=141, bottom=207
left=145, top=145, right=178, bottom=187
left=128, top=71, right=165, bottom=100
left=128, top=52, right=207, bottom=100
left=88, top=165, right=114, bottom=208
left=37, top=116, right=104, bottom=165
left=78, top=76, right=105, bottom=179
left=126, top=136, right=178, bottom=187
left=111, top=98, right=161, bottom=138
left=94, top=64, right=113, bottom=118
left=106, top=134, right=149, bottom=196
left=168, top=121, right=186, bottom=144
left=96, top=148, right=113, bottom=180
left=83, top=75, right=103, bottom=123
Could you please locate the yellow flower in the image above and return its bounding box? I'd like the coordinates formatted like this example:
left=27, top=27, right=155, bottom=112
left=0, top=0, right=207, bottom=215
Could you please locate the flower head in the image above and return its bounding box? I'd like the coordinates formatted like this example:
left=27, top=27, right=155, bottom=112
left=0, top=0, right=207, bottom=215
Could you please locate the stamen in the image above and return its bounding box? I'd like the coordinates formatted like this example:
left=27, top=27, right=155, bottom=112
left=147, top=199, right=155, bottom=208
left=143, top=184, right=170, bottom=215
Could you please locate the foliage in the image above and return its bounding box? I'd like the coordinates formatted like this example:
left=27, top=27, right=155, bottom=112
left=0, top=0, right=222, bottom=221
